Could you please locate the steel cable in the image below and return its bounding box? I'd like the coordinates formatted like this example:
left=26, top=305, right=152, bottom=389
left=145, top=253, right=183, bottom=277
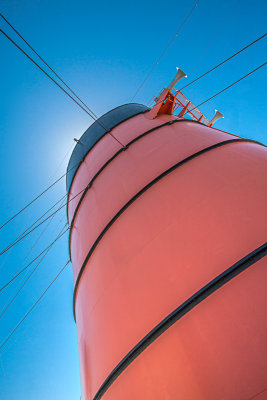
left=0, top=221, right=67, bottom=320
left=1, top=61, right=265, bottom=258
left=0, top=188, right=83, bottom=257
left=0, top=13, right=99, bottom=120
left=188, top=62, right=267, bottom=113
left=188, top=0, right=241, bottom=76
left=130, top=0, right=199, bottom=102
left=180, top=33, right=266, bottom=91
left=0, top=27, right=125, bottom=148
left=0, top=204, right=62, bottom=299
left=151, top=33, right=266, bottom=109
left=0, top=165, right=74, bottom=231
left=0, top=228, right=69, bottom=293
left=0, top=259, right=70, bottom=351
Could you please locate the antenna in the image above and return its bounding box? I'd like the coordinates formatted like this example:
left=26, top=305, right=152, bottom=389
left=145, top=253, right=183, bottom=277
left=167, top=67, right=187, bottom=91
left=74, top=138, right=83, bottom=145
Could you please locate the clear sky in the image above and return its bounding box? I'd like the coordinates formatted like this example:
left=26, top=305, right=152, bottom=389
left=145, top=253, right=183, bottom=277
left=0, top=0, right=266, bottom=399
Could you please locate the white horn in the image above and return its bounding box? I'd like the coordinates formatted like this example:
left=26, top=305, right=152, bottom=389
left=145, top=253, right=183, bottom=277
left=209, top=109, right=224, bottom=126
left=167, top=67, right=187, bottom=91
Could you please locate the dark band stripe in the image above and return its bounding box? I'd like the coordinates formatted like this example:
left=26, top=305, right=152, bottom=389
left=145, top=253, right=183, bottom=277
left=72, top=137, right=264, bottom=319
left=68, top=118, right=196, bottom=227
left=93, top=243, right=267, bottom=400
left=66, top=104, right=149, bottom=194
left=68, top=118, right=243, bottom=255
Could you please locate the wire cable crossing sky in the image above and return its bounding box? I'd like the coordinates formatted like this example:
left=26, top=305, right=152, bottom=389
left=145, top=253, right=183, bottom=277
left=0, top=259, right=71, bottom=351
left=0, top=13, right=99, bottom=120
left=0, top=217, right=66, bottom=320
left=0, top=228, right=69, bottom=293
left=1, top=32, right=265, bottom=239
left=0, top=27, right=126, bottom=148
left=130, top=0, right=200, bottom=101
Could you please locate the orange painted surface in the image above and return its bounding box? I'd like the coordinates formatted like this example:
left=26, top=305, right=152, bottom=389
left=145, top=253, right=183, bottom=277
left=103, top=257, right=267, bottom=400
left=68, top=113, right=175, bottom=223
left=70, top=120, right=239, bottom=281
left=69, top=112, right=267, bottom=400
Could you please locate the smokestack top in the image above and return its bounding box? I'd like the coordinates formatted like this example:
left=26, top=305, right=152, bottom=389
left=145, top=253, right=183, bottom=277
left=66, top=103, right=148, bottom=194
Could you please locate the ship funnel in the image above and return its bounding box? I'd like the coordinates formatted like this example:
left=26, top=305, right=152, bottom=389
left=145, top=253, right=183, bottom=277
left=167, top=67, right=187, bottom=91
left=209, top=109, right=224, bottom=127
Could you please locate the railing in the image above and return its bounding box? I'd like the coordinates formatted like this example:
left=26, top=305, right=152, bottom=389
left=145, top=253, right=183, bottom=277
left=174, top=90, right=210, bottom=126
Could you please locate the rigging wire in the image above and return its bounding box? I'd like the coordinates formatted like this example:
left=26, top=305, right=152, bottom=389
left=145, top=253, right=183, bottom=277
left=188, top=0, right=241, bottom=76
left=8, top=192, right=68, bottom=244
left=0, top=15, right=264, bottom=239
left=1, top=60, right=265, bottom=259
left=130, top=0, right=199, bottom=102
left=0, top=13, right=99, bottom=120
left=150, top=33, right=266, bottom=109
left=0, top=259, right=70, bottom=351
left=0, top=44, right=265, bottom=258
left=0, top=220, right=67, bottom=320
left=1, top=154, right=85, bottom=233
left=180, top=33, right=266, bottom=91
left=0, top=166, right=72, bottom=232
left=0, top=29, right=97, bottom=120
left=0, top=228, right=69, bottom=293
left=0, top=188, right=81, bottom=257
left=0, top=202, right=63, bottom=299
left=154, top=33, right=267, bottom=106
left=0, top=15, right=130, bottom=233
left=0, top=64, right=264, bottom=321
left=4, top=20, right=260, bottom=235
left=0, top=196, right=67, bottom=312
left=49, top=142, right=76, bottom=182
left=0, top=237, right=18, bottom=273
left=0, top=133, right=120, bottom=233
left=1, top=60, right=266, bottom=258
left=0, top=28, right=125, bottom=148
left=188, top=62, right=267, bottom=113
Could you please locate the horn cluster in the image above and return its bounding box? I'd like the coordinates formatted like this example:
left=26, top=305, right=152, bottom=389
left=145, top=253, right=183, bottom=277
left=165, top=67, right=225, bottom=126
left=209, top=109, right=224, bottom=126
left=167, top=67, right=187, bottom=91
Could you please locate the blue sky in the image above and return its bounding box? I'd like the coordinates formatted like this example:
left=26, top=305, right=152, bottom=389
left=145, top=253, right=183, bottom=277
left=0, top=0, right=266, bottom=399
